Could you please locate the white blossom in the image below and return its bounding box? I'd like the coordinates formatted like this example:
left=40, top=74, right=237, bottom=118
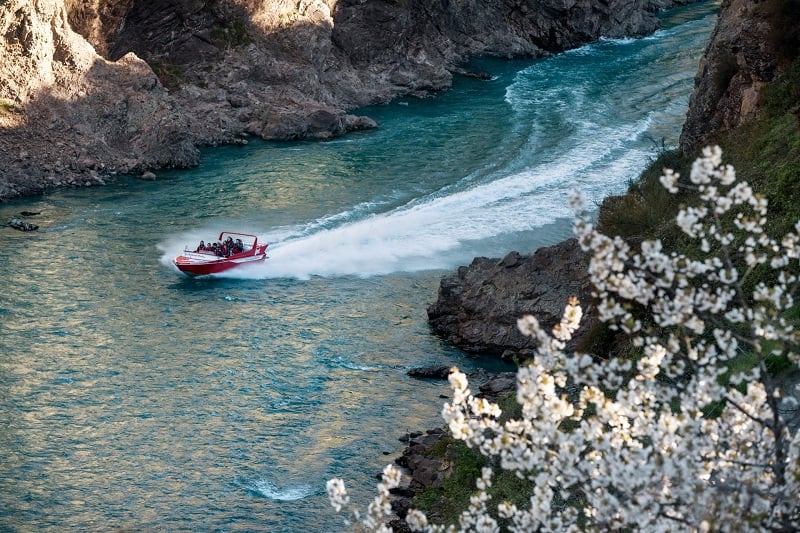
left=326, top=478, right=349, bottom=512
left=660, top=168, right=680, bottom=193
left=406, top=509, right=429, bottom=531
left=327, top=147, right=800, bottom=532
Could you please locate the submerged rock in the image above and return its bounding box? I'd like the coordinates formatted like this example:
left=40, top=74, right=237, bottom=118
left=407, top=365, right=451, bottom=380
left=8, top=218, right=38, bottom=231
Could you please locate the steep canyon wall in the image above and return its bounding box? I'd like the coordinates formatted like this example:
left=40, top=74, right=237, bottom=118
left=680, top=0, right=800, bottom=151
left=2, top=0, right=693, bottom=199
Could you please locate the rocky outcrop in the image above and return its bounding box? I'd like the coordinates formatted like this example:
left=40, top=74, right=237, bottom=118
left=2, top=0, right=696, bottom=200
left=394, top=371, right=516, bottom=488
left=389, top=371, right=518, bottom=529
left=427, top=238, right=594, bottom=360
left=679, top=0, right=800, bottom=152
left=0, top=0, right=195, bottom=198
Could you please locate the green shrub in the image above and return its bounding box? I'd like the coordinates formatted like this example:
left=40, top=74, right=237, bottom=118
left=0, top=99, right=22, bottom=115
left=147, top=61, right=185, bottom=90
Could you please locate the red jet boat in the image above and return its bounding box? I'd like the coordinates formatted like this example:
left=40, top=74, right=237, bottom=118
left=173, top=231, right=268, bottom=277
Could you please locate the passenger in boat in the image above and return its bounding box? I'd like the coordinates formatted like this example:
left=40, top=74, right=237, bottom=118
left=195, top=240, right=206, bottom=252
left=225, top=236, right=236, bottom=257
left=232, top=239, right=244, bottom=254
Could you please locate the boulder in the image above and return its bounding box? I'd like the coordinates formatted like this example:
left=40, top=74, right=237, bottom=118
left=427, top=238, right=595, bottom=358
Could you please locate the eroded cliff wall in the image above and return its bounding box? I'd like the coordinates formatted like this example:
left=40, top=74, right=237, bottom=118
left=0, top=0, right=194, bottom=197
left=1, top=0, right=694, bottom=199
left=680, top=0, right=800, bottom=152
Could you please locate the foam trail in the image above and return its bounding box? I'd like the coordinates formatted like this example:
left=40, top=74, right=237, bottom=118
left=215, top=118, right=653, bottom=280
left=161, top=71, right=659, bottom=280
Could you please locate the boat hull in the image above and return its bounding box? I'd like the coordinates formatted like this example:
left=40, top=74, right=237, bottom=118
left=173, top=252, right=267, bottom=277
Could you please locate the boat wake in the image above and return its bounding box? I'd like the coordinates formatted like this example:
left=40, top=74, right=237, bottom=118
left=248, top=478, right=318, bottom=501
left=161, top=121, right=653, bottom=281
left=157, top=4, right=715, bottom=281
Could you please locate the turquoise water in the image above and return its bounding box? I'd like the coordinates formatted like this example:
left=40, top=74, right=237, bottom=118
left=0, top=3, right=718, bottom=531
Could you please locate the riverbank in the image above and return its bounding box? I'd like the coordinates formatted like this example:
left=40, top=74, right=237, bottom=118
left=1, top=0, right=697, bottom=201
left=426, top=0, right=800, bottom=363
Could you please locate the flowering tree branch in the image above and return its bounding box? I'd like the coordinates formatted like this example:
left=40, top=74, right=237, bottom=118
left=329, top=147, right=800, bottom=531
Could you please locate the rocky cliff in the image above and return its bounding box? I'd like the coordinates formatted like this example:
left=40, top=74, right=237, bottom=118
left=0, top=0, right=195, bottom=197
left=2, top=0, right=693, bottom=200
left=427, top=240, right=595, bottom=359
left=680, top=0, right=800, bottom=152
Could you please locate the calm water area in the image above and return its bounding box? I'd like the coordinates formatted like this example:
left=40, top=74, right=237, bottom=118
left=0, top=2, right=718, bottom=530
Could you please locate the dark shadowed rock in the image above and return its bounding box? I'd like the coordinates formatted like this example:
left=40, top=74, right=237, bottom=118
left=394, top=428, right=450, bottom=491
left=427, top=238, right=594, bottom=358
left=407, top=365, right=452, bottom=380
left=478, top=372, right=517, bottom=401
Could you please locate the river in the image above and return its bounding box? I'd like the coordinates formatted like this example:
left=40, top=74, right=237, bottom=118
left=0, top=2, right=718, bottom=531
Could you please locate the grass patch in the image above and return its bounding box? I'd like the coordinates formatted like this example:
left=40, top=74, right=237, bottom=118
left=412, top=436, right=485, bottom=524
left=0, top=99, right=22, bottom=115
left=558, top=54, right=800, bottom=435
left=210, top=21, right=252, bottom=49
left=596, top=148, right=694, bottom=248
left=412, top=434, right=537, bottom=527
left=702, top=56, right=800, bottom=236
left=147, top=61, right=185, bottom=91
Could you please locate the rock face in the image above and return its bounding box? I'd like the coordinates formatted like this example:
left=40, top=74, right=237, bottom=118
left=2, top=0, right=695, bottom=200
left=679, top=0, right=800, bottom=152
left=0, top=0, right=195, bottom=198
left=427, top=238, right=594, bottom=359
